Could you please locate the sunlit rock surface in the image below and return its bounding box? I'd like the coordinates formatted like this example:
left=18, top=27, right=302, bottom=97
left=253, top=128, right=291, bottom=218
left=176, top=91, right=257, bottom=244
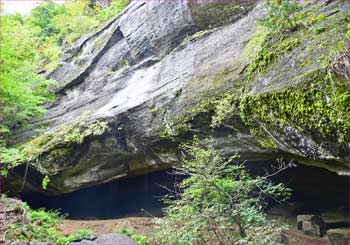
left=7, top=0, right=350, bottom=194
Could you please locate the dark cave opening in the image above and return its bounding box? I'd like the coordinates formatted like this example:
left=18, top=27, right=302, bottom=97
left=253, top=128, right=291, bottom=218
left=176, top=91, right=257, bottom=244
left=19, top=162, right=349, bottom=222
left=245, top=160, right=350, bottom=215
left=20, top=170, right=179, bottom=220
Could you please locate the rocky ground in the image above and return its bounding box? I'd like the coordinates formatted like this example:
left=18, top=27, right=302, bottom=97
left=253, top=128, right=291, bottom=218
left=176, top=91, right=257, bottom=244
left=59, top=205, right=350, bottom=245
left=268, top=203, right=350, bottom=245
left=59, top=217, right=155, bottom=237
left=1, top=195, right=349, bottom=244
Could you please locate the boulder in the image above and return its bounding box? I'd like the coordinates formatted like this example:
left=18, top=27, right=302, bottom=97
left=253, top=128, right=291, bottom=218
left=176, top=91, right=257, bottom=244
left=327, top=228, right=350, bottom=245
left=321, top=208, right=350, bottom=224
left=297, top=214, right=327, bottom=237
left=72, top=233, right=136, bottom=245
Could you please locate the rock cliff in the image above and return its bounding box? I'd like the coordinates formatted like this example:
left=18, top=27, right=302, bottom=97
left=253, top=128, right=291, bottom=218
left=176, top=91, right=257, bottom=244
left=6, top=0, right=350, bottom=194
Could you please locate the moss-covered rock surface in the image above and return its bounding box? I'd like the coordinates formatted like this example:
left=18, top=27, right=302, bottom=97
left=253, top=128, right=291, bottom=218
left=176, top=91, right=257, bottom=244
left=162, top=1, right=350, bottom=174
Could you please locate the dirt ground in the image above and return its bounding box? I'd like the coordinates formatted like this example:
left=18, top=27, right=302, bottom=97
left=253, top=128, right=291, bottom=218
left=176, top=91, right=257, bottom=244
left=59, top=203, right=348, bottom=245
left=58, top=217, right=156, bottom=237
left=59, top=217, right=331, bottom=244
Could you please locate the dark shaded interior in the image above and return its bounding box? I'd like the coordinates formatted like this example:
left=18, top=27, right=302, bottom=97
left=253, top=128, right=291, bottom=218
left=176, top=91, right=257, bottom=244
left=20, top=170, right=180, bottom=219
left=270, top=162, right=349, bottom=214
left=19, top=162, right=349, bottom=221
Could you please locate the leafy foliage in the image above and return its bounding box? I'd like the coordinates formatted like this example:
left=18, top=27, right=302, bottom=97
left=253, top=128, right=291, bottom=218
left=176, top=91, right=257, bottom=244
left=1, top=119, right=110, bottom=177
left=3, top=199, right=64, bottom=244
left=211, top=93, right=240, bottom=128
left=0, top=15, right=56, bottom=137
left=258, top=0, right=302, bottom=33
left=1, top=0, right=129, bottom=129
left=117, top=228, right=150, bottom=245
left=132, top=234, right=150, bottom=245
left=42, top=175, right=50, bottom=190
left=1, top=0, right=128, bottom=176
left=118, top=228, right=133, bottom=237
left=95, top=0, right=129, bottom=23
left=153, top=138, right=291, bottom=244
left=2, top=195, right=95, bottom=245
left=241, top=71, right=350, bottom=144
left=26, top=0, right=129, bottom=70
left=56, top=229, right=95, bottom=245
left=52, top=1, right=100, bottom=44
left=27, top=1, right=64, bottom=39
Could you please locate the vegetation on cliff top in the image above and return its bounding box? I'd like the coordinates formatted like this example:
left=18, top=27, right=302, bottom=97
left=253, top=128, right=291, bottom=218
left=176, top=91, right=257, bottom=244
left=1, top=0, right=129, bottom=135
left=242, top=0, right=350, bottom=145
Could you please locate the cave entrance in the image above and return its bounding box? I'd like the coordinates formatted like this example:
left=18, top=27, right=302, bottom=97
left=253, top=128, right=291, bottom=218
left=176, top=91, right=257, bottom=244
left=244, top=160, right=350, bottom=215
left=20, top=170, right=179, bottom=220
left=269, top=162, right=349, bottom=215
left=20, top=162, right=349, bottom=223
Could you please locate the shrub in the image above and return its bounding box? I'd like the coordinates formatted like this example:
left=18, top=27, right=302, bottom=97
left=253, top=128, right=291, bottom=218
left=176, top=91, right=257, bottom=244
left=95, top=0, right=129, bottom=23
left=56, top=229, right=94, bottom=245
left=27, top=1, right=64, bottom=39
left=53, top=1, right=100, bottom=43
left=153, top=137, right=292, bottom=244
left=116, top=228, right=150, bottom=245
left=258, top=0, right=302, bottom=33
left=0, top=15, right=56, bottom=136
left=119, top=228, right=133, bottom=237
left=42, top=175, right=50, bottom=190
left=3, top=201, right=65, bottom=244
left=132, top=234, right=150, bottom=245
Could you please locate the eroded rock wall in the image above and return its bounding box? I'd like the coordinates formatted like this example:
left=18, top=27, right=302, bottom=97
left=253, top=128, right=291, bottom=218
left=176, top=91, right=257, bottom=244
left=6, top=0, right=350, bottom=195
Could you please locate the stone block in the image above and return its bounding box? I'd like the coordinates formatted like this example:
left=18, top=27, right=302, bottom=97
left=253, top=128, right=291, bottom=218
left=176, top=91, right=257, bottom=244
left=297, top=214, right=326, bottom=237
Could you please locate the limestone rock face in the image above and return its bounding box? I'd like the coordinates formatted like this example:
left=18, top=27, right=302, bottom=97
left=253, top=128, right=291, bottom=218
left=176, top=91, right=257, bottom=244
left=6, top=1, right=350, bottom=194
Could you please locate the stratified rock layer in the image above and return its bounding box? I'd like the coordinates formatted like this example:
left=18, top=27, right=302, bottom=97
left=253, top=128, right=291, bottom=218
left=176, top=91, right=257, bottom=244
left=6, top=1, right=350, bottom=194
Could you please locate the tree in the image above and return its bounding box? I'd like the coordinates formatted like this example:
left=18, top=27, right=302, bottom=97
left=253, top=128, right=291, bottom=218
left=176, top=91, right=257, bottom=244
left=0, top=15, right=55, bottom=137
left=27, top=1, right=64, bottom=40
left=0, top=0, right=130, bottom=176
left=153, top=138, right=293, bottom=244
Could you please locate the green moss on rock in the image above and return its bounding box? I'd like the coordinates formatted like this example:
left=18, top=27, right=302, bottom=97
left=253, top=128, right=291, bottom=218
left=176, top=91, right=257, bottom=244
left=4, top=120, right=110, bottom=174
left=247, top=36, right=301, bottom=80
left=161, top=92, right=242, bottom=139
left=241, top=71, right=350, bottom=144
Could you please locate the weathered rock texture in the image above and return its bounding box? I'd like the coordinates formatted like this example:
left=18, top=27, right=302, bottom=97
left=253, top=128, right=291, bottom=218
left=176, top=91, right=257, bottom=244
left=297, top=214, right=327, bottom=237
left=6, top=0, right=350, bottom=194
left=72, top=233, right=136, bottom=245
